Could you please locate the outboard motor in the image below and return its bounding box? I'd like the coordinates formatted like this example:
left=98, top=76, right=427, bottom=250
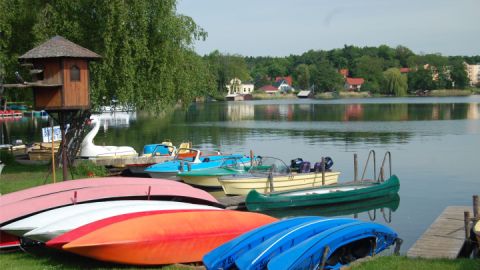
left=298, top=161, right=311, bottom=173
left=314, top=157, right=334, bottom=172
left=290, top=158, right=303, bottom=171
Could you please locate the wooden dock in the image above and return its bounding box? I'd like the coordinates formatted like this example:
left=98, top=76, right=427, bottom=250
left=407, top=206, right=470, bottom=259
left=217, top=196, right=246, bottom=210
left=75, top=155, right=173, bottom=167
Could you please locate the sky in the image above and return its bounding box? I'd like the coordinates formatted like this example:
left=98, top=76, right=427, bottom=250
left=176, top=0, right=479, bottom=57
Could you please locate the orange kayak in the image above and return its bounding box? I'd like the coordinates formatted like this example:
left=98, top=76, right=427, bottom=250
left=63, top=210, right=276, bottom=265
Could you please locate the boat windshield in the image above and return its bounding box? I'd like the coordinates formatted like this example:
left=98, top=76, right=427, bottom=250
left=175, top=148, right=199, bottom=162
left=248, top=157, right=290, bottom=175
left=220, top=156, right=249, bottom=171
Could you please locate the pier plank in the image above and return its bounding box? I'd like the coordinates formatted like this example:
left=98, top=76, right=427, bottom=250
left=407, top=206, right=470, bottom=259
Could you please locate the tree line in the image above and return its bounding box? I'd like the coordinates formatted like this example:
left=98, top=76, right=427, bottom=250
left=1, top=0, right=479, bottom=111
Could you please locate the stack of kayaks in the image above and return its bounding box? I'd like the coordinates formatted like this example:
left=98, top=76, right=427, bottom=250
left=0, top=177, right=220, bottom=248
left=0, top=177, right=278, bottom=265
left=203, top=217, right=398, bottom=270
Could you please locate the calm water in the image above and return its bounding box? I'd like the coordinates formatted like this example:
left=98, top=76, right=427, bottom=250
left=7, top=96, right=480, bottom=254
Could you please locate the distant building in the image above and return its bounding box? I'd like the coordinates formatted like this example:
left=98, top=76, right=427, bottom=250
left=259, top=85, right=279, bottom=94
left=339, top=69, right=349, bottom=78
left=400, top=67, right=410, bottom=74
left=226, top=78, right=254, bottom=95
left=345, top=78, right=365, bottom=91
left=465, top=63, right=480, bottom=86
left=259, top=76, right=295, bottom=94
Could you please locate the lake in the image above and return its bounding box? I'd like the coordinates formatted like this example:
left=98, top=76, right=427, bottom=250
left=7, top=96, right=480, bottom=254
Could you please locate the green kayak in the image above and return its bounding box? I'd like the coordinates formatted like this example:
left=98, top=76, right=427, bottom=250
left=245, top=175, right=400, bottom=211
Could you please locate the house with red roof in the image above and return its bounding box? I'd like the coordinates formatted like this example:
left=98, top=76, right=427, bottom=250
left=345, top=77, right=365, bottom=91
left=259, top=85, right=279, bottom=94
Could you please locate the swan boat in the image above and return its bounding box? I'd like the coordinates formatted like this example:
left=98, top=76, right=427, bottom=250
left=79, top=115, right=138, bottom=159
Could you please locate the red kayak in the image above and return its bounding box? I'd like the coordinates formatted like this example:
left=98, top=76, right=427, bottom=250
left=63, top=210, right=277, bottom=265
left=0, top=182, right=219, bottom=226
left=47, top=209, right=212, bottom=249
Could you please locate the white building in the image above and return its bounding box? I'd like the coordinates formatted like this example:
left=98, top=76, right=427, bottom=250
left=465, top=63, right=480, bottom=86
left=226, top=78, right=254, bottom=95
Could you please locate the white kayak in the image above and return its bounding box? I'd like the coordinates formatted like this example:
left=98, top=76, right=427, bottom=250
left=20, top=201, right=221, bottom=242
left=1, top=200, right=156, bottom=237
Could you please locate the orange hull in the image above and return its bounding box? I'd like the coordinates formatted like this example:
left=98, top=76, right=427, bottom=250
left=63, top=210, right=276, bottom=265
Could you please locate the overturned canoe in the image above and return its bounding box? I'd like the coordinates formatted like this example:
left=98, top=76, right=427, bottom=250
left=63, top=210, right=277, bottom=265
left=267, top=222, right=398, bottom=269
left=0, top=181, right=219, bottom=225
left=246, top=175, right=400, bottom=211
left=203, top=216, right=321, bottom=270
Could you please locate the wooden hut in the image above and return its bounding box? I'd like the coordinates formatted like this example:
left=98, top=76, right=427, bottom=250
left=18, top=35, right=101, bottom=111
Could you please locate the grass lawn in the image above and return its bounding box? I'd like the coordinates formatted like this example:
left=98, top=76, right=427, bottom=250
left=1, top=154, right=479, bottom=269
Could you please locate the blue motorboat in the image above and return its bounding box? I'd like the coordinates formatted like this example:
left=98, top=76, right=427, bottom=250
left=203, top=216, right=322, bottom=270
left=145, top=148, right=253, bottom=179
left=267, top=222, right=398, bottom=270
left=235, top=218, right=358, bottom=270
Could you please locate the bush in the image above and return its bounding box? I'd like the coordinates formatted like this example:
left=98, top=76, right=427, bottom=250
left=71, top=161, right=108, bottom=178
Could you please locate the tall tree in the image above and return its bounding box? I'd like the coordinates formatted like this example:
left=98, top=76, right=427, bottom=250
left=383, top=68, right=408, bottom=96
left=352, top=56, right=384, bottom=93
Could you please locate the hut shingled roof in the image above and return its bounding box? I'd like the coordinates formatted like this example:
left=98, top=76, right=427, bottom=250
left=19, top=36, right=101, bottom=60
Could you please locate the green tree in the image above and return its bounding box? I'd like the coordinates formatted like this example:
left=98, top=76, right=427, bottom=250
left=311, top=61, right=344, bottom=92
left=352, top=56, right=384, bottom=93
left=383, top=68, right=408, bottom=96
left=294, top=64, right=310, bottom=90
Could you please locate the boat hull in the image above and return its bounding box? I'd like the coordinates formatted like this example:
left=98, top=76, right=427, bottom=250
left=181, top=175, right=221, bottom=187
left=63, top=210, right=277, bottom=265
left=219, top=171, right=340, bottom=196
left=246, top=175, right=400, bottom=211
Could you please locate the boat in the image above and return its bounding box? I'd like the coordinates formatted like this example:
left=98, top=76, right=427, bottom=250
left=234, top=218, right=358, bottom=270
left=0, top=179, right=219, bottom=225
left=62, top=210, right=277, bottom=265
left=203, top=216, right=322, bottom=270
left=178, top=156, right=252, bottom=188
left=218, top=156, right=340, bottom=196
left=263, top=193, right=400, bottom=219
left=0, top=177, right=204, bottom=207
left=124, top=141, right=190, bottom=175
left=47, top=208, right=216, bottom=249
left=267, top=222, right=398, bottom=270
left=245, top=175, right=400, bottom=211
left=22, top=201, right=222, bottom=242
left=79, top=115, right=138, bottom=159
left=1, top=200, right=219, bottom=238
left=145, top=149, right=252, bottom=179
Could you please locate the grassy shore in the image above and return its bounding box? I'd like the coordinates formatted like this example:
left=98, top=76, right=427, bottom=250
left=0, top=156, right=479, bottom=269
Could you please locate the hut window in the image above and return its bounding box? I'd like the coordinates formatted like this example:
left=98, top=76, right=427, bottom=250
left=70, top=65, right=80, bottom=81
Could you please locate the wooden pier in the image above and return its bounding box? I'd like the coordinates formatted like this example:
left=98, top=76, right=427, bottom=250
left=75, top=155, right=173, bottom=167
left=217, top=196, right=246, bottom=210
left=407, top=206, right=470, bottom=259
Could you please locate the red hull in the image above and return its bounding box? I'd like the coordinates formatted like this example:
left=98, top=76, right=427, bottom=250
left=63, top=210, right=277, bottom=265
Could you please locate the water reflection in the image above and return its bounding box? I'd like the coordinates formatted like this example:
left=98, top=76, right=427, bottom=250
left=262, top=194, right=400, bottom=224
left=94, top=111, right=137, bottom=130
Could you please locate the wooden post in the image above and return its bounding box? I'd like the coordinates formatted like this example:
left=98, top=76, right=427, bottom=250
left=187, top=163, right=192, bottom=171
left=51, top=119, right=56, bottom=183
left=268, top=169, right=274, bottom=193
left=319, top=246, right=330, bottom=270
left=60, top=113, right=68, bottom=181
left=321, top=157, right=326, bottom=186
left=464, top=211, right=471, bottom=240
left=473, top=195, right=479, bottom=219
left=249, top=150, right=254, bottom=165
left=354, top=153, right=358, bottom=182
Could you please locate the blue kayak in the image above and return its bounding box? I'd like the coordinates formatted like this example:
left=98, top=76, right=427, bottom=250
left=145, top=150, right=252, bottom=179
left=203, top=216, right=322, bottom=270
left=235, top=218, right=358, bottom=270
left=267, top=222, right=398, bottom=270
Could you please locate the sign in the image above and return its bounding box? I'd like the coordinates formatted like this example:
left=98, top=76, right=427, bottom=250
left=42, top=125, right=68, bottom=142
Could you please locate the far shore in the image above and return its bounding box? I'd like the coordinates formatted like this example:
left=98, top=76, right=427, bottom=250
left=248, top=88, right=479, bottom=101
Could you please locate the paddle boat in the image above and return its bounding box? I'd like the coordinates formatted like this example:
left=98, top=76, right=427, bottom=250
left=79, top=115, right=138, bottom=159
left=61, top=210, right=277, bottom=265
left=178, top=156, right=253, bottom=188
left=145, top=148, right=252, bottom=179
left=124, top=141, right=188, bottom=175
left=218, top=156, right=340, bottom=195
left=245, top=175, right=400, bottom=211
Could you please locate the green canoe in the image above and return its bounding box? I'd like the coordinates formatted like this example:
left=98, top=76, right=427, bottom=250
left=245, top=175, right=400, bottom=211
